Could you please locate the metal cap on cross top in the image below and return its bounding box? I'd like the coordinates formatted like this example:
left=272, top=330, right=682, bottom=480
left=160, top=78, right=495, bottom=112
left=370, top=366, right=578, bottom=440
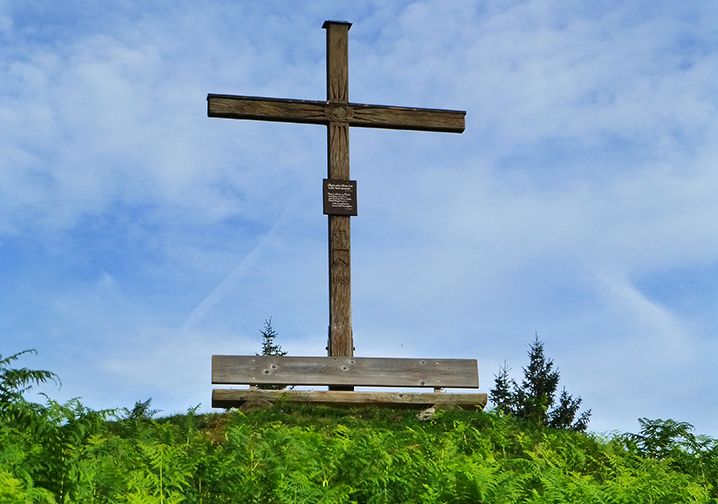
left=322, top=20, right=352, bottom=29
left=207, top=20, right=465, bottom=364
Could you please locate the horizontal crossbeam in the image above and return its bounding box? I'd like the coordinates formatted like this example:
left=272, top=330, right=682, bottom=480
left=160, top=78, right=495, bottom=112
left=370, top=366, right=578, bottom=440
left=350, top=103, right=465, bottom=132
left=212, top=355, right=479, bottom=388
left=207, top=94, right=465, bottom=133
left=212, top=389, right=488, bottom=409
left=208, top=95, right=327, bottom=125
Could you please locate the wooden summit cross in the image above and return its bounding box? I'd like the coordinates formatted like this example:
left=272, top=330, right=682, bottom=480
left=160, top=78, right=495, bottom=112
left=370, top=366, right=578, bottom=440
left=209, top=21, right=486, bottom=408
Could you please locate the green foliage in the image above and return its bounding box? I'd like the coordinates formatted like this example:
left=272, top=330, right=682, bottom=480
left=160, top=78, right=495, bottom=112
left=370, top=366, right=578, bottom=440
left=0, top=348, right=59, bottom=408
left=3, top=401, right=717, bottom=503
left=628, top=417, right=705, bottom=459
left=123, top=398, right=160, bottom=421
left=623, top=417, right=718, bottom=489
left=490, top=335, right=591, bottom=431
left=1, top=349, right=716, bottom=502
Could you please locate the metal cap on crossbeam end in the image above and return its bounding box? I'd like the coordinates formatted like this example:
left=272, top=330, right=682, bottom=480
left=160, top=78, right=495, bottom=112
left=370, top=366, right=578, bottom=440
left=322, top=20, right=352, bottom=29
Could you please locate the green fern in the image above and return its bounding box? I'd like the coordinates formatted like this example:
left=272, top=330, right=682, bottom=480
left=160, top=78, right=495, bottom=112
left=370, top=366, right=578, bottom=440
left=2, top=366, right=717, bottom=504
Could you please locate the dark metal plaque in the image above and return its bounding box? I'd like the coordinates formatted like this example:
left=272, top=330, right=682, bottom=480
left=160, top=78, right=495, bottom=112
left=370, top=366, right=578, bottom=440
left=323, top=179, right=357, bottom=216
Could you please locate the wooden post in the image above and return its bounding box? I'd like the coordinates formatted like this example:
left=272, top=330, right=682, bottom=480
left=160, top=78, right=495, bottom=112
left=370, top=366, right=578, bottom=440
left=324, top=21, right=353, bottom=359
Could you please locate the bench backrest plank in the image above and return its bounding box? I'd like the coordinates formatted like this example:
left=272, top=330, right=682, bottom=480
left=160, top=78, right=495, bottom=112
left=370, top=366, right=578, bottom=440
left=212, top=355, right=479, bottom=388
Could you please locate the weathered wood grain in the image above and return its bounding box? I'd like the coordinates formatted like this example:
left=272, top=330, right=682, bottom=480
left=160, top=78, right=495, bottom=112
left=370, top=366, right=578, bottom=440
left=212, top=388, right=487, bottom=409
left=207, top=95, right=327, bottom=124
left=328, top=217, right=353, bottom=357
left=324, top=21, right=350, bottom=105
left=212, top=355, right=479, bottom=388
left=207, top=95, right=465, bottom=133
left=349, top=103, right=465, bottom=133
left=324, top=21, right=354, bottom=362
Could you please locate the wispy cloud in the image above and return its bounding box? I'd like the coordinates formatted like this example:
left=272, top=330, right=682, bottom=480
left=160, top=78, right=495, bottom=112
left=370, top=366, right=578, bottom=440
left=2, top=0, right=717, bottom=434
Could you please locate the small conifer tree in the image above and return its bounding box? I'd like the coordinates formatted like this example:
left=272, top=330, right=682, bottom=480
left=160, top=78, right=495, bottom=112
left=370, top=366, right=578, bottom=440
left=490, top=335, right=591, bottom=432
left=257, top=318, right=287, bottom=358
left=516, top=335, right=560, bottom=425
left=491, top=361, right=514, bottom=416
left=256, top=318, right=287, bottom=390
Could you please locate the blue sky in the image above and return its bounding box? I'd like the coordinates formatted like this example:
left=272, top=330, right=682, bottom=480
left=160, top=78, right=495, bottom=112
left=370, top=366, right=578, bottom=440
left=1, top=0, right=717, bottom=436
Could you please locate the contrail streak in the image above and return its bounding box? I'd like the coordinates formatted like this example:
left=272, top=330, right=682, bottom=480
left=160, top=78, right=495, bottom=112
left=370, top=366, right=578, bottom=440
left=182, top=207, right=291, bottom=331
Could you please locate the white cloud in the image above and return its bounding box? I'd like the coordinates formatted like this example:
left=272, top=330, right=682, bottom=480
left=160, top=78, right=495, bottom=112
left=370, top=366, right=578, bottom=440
left=2, top=0, right=717, bottom=435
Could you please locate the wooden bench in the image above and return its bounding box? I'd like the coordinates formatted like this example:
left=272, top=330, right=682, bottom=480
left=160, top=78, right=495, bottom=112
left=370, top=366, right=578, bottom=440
left=212, top=355, right=487, bottom=409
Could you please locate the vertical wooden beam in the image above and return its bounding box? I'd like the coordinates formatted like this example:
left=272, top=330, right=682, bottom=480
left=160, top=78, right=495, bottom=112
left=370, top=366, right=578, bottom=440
left=324, top=21, right=354, bottom=360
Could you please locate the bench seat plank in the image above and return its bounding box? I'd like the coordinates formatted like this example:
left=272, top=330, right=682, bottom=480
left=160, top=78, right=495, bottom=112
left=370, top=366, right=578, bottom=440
left=212, top=355, right=479, bottom=388
left=212, top=388, right=487, bottom=409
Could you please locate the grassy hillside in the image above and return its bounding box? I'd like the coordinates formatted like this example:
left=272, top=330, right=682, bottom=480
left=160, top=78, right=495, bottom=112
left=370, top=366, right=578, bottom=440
left=2, top=397, right=717, bottom=503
